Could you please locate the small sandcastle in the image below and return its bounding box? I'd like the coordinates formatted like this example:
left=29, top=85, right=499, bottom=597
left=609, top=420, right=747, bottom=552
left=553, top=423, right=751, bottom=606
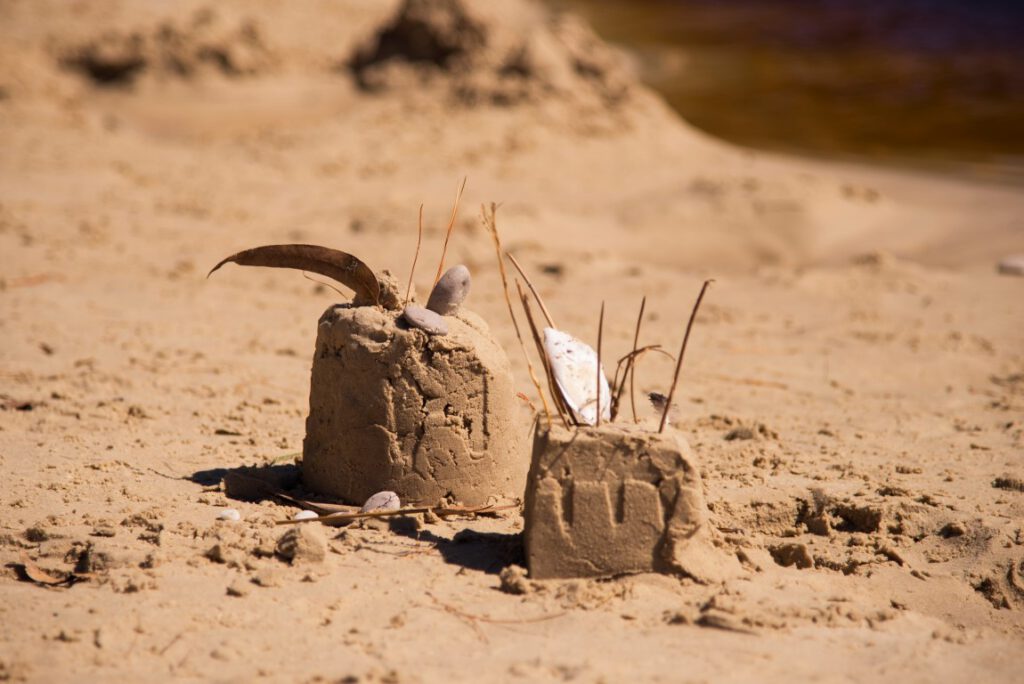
left=482, top=207, right=722, bottom=579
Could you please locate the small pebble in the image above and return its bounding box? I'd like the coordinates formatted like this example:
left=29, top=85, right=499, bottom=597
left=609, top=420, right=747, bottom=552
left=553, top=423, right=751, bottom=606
left=402, top=305, right=448, bottom=335
left=217, top=508, right=241, bottom=522
left=997, top=255, right=1024, bottom=276
left=293, top=510, right=319, bottom=521
left=426, top=265, right=471, bottom=315
left=360, top=490, right=401, bottom=513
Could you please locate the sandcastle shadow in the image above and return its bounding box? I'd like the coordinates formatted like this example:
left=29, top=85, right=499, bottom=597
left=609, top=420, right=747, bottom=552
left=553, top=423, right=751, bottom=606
left=189, top=464, right=301, bottom=501
left=389, top=520, right=523, bottom=575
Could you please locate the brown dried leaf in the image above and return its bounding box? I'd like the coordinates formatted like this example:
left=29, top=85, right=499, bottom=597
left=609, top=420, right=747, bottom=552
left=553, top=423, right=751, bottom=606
left=208, top=244, right=380, bottom=304
left=18, top=551, right=69, bottom=586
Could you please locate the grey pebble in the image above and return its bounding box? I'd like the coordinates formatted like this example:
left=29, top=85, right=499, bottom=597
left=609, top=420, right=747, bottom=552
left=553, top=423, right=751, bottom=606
left=997, top=255, right=1024, bottom=276
left=402, top=305, right=448, bottom=335
left=360, top=490, right=401, bottom=513
left=426, top=265, right=471, bottom=315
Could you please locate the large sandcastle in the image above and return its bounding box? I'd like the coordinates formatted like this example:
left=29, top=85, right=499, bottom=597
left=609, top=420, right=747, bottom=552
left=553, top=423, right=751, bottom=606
left=302, top=296, right=521, bottom=506
left=208, top=238, right=523, bottom=508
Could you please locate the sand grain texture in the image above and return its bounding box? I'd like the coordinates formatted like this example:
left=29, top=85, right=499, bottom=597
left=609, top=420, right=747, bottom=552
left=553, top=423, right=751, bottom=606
left=1, top=0, right=1022, bottom=682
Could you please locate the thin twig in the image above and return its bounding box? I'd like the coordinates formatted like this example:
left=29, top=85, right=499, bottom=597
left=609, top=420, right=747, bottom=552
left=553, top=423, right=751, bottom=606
left=302, top=271, right=346, bottom=298
left=405, top=204, right=424, bottom=307
left=427, top=593, right=565, bottom=627
left=482, top=204, right=552, bottom=426
left=506, top=252, right=556, bottom=328
left=517, top=280, right=572, bottom=429
left=628, top=296, right=646, bottom=422
left=610, top=344, right=669, bottom=420
left=433, top=177, right=468, bottom=287
left=596, top=301, right=604, bottom=427
left=659, top=279, right=714, bottom=433
left=277, top=502, right=519, bottom=526
left=427, top=593, right=489, bottom=643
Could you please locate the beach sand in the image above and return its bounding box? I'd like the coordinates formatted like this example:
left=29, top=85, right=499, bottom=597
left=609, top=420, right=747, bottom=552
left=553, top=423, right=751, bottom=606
left=1, top=1, right=1022, bottom=681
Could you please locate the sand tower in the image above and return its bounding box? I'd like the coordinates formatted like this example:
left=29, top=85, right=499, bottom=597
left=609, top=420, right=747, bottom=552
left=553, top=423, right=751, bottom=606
left=302, top=286, right=522, bottom=506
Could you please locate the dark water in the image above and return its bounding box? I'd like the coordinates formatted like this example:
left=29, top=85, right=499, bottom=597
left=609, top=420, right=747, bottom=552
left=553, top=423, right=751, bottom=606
left=554, top=0, right=1024, bottom=181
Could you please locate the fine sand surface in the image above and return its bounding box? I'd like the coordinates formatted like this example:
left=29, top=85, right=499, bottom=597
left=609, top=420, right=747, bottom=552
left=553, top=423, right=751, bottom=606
left=1, top=1, right=1023, bottom=682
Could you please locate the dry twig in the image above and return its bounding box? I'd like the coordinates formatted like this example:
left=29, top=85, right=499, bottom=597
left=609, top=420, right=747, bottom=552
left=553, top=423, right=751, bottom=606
left=596, top=301, right=605, bottom=427
left=610, top=344, right=671, bottom=420
left=302, top=271, right=347, bottom=297
left=628, top=296, right=646, bottom=422
left=405, top=203, right=424, bottom=307
left=507, top=253, right=556, bottom=328
left=276, top=501, right=519, bottom=526
left=517, top=280, right=573, bottom=428
left=659, top=279, right=714, bottom=433
left=433, top=177, right=467, bottom=287
left=482, top=204, right=552, bottom=425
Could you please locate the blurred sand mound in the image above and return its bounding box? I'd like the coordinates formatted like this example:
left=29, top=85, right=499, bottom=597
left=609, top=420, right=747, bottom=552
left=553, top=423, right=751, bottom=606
left=348, top=0, right=631, bottom=108
left=58, top=7, right=276, bottom=87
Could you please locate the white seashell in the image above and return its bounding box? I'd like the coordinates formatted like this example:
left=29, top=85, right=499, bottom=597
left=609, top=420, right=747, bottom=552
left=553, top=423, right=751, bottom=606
left=360, top=490, right=401, bottom=513
left=217, top=508, right=241, bottom=522
left=293, top=510, right=319, bottom=521
left=543, top=327, right=610, bottom=426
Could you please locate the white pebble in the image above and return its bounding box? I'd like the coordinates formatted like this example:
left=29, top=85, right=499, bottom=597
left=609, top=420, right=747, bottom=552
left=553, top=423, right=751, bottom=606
left=293, top=510, right=319, bottom=521
left=360, top=490, right=401, bottom=513
left=217, top=508, right=241, bottom=522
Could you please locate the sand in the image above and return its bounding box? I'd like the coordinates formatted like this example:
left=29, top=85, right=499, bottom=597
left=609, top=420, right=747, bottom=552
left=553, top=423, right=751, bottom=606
left=1, top=0, right=1023, bottom=682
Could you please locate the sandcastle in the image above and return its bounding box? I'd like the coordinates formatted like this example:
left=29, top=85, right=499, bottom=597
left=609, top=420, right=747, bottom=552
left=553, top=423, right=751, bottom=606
left=496, top=249, right=722, bottom=580
left=302, top=285, right=521, bottom=506
left=208, top=202, right=523, bottom=509
left=523, top=423, right=711, bottom=580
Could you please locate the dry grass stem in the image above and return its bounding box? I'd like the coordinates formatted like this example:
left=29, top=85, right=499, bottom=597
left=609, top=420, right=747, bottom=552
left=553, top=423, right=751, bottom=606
left=517, top=280, right=573, bottom=428
left=433, top=177, right=468, bottom=287
left=482, top=204, right=553, bottom=425
left=302, top=271, right=347, bottom=298
left=658, top=279, right=714, bottom=433
left=596, top=301, right=605, bottom=427
left=610, top=344, right=669, bottom=420
left=277, top=502, right=519, bottom=526
left=506, top=252, right=557, bottom=328
left=628, top=296, right=647, bottom=422
left=405, top=203, right=424, bottom=307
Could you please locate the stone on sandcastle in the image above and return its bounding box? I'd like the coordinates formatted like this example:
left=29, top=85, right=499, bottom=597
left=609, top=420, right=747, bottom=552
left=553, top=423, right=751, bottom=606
left=302, top=271, right=522, bottom=507
left=523, top=422, right=721, bottom=580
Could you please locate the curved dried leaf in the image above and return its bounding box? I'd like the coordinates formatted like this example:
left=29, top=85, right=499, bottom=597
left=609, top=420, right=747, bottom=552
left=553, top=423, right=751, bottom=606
left=208, top=244, right=380, bottom=304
